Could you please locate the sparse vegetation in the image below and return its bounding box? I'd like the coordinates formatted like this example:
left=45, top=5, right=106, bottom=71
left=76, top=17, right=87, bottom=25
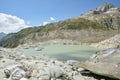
left=0, top=17, right=118, bottom=48
left=1, top=1, right=120, bottom=48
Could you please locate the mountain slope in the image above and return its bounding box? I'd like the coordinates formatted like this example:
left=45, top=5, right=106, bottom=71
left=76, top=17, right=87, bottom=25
left=0, top=18, right=108, bottom=48
left=0, top=32, right=6, bottom=40
left=0, top=2, right=120, bottom=48
left=80, top=2, right=120, bottom=29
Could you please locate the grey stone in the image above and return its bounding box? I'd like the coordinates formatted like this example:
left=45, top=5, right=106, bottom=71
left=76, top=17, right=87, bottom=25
left=20, top=78, right=28, bottom=80
left=66, top=60, right=79, bottom=65
left=75, top=47, right=120, bottom=79
left=4, top=64, right=26, bottom=80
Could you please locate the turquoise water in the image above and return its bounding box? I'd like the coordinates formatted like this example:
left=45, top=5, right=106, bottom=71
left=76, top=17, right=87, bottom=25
left=23, top=45, right=101, bottom=61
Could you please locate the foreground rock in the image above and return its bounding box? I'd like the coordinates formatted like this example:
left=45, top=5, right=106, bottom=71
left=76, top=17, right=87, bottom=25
left=0, top=47, right=84, bottom=80
left=1, top=42, right=119, bottom=80
left=74, top=45, right=120, bottom=79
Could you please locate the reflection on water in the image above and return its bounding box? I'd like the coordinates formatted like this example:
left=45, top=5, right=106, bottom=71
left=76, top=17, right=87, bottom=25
left=22, top=45, right=101, bottom=61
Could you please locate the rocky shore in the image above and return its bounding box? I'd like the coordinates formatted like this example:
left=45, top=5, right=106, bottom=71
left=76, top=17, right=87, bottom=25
left=0, top=34, right=120, bottom=80
left=92, top=34, right=120, bottom=49
left=0, top=46, right=115, bottom=80
left=75, top=46, right=120, bottom=79
left=0, top=47, right=87, bottom=80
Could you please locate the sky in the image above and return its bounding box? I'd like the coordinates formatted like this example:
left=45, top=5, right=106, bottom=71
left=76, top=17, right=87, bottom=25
left=0, top=0, right=120, bottom=33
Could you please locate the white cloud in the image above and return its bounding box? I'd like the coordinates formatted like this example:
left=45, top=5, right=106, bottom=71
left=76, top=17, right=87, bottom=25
left=50, top=17, right=55, bottom=21
left=41, top=17, right=55, bottom=26
left=42, top=21, right=49, bottom=26
left=0, top=13, right=29, bottom=33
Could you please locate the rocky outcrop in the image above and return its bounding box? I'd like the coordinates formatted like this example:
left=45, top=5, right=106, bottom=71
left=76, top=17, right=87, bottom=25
left=74, top=45, right=120, bottom=79
left=95, top=2, right=115, bottom=13
left=0, top=47, right=85, bottom=80
left=80, top=2, right=120, bottom=29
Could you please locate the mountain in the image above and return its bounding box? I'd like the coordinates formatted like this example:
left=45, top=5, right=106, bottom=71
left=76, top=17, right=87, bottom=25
left=95, top=2, right=115, bottom=13
left=0, top=32, right=6, bottom=40
left=80, top=2, right=120, bottom=29
left=0, top=2, right=120, bottom=48
left=0, top=18, right=108, bottom=48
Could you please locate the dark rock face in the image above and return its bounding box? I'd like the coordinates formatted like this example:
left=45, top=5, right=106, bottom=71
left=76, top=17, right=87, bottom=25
left=95, top=2, right=115, bottom=13
left=74, top=46, right=120, bottom=79
left=101, top=16, right=120, bottom=29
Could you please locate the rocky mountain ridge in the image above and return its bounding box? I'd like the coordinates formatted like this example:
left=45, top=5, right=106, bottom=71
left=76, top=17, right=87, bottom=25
left=80, top=2, right=120, bottom=29
left=95, top=2, right=115, bottom=13
left=0, top=2, right=120, bottom=48
left=0, top=18, right=109, bottom=48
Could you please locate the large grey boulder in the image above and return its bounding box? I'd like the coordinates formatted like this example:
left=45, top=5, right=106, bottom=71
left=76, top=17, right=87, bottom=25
left=74, top=46, right=120, bottom=79
left=0, top=69, right=6, bottom=80
left=31, top=63, right=63, bottom=80
left=4, top=64, right=27, bottom=80
left=0, top=59, right=18, bottom=69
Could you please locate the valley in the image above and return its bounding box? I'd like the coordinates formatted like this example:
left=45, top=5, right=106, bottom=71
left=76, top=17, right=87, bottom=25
left=0, top=2, right=120, bottom=80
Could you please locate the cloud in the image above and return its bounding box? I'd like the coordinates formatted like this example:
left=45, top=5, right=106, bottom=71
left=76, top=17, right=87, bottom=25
left=41, top=17, right=55, bottom=26
left=50, top=17, right=55, bottom=21
left=0, top=13, right=29, bottom=33
left=42, top=21, right=49, bottom=26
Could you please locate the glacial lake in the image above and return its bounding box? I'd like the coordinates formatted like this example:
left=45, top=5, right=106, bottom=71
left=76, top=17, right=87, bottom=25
left=22, top=45, right=101, bottom=61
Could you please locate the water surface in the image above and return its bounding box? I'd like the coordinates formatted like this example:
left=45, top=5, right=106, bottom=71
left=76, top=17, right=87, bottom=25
left=23, top=45, right=101, bottom=61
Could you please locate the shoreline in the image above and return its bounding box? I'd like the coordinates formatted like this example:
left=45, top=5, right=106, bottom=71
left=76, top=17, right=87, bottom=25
left=0, top=35, right=119, bottom=80
left=0, top=46, right=117, bottom=80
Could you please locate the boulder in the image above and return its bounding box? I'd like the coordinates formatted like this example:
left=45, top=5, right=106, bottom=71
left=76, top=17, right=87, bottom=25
left=31, top=63, right=63, bottom=80
left=20, top=78, right=28, bottom=80
left=0, top=47, right=85, bottom=80
left=0, top=69, right=6, bottom=80
left=66, top=60, right=79, bottom=66
left=0, top=59, right=18, bottom=69
left=4, top=64, right=26, bottom=80
left=68, top=71, right=84, bottom=80
left=74, top=47, right=120, bottom=79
